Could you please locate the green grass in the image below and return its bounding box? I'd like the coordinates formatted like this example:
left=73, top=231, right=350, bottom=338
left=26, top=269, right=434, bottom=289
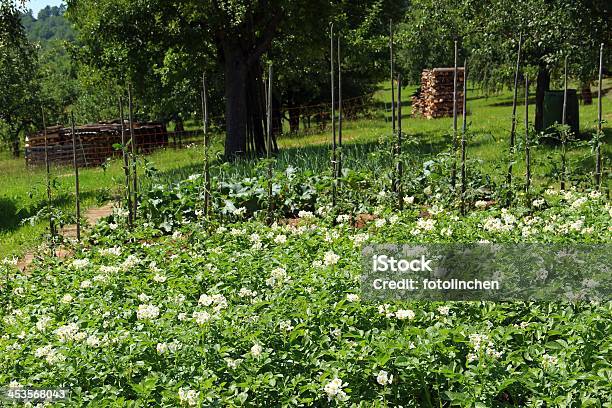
left=1, top=80, right=610, bottom=257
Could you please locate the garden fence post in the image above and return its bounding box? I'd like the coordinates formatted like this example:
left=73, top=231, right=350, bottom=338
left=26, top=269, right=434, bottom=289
left=452, top=39, right=458, bottom=190
left=41, top=107, right=55, bottom=241
left=128, top=84, right=138, bottom=218
left=461, top=60, right=468, bottom=215
left=267, top=63, right=274, bottom=224
left=390, top=19, right=396, bottom=192
left=507, top=32, right=522, bottom=189
left=119, top=97, right=133, bottom=228
left=397, top=73, right=403, bottom=210
left=561, top=55, right=568, bottom=191
left=595, top=43, right=603, bottom=189
left=337, top=35, right=343, bottom=180
left=330, top=23, right=337, bottom=208
left=70, top=112, right=81, bottom=242
left=201, top=73, right=211, bottom=218
left=525, top=78, right=531, bottom=194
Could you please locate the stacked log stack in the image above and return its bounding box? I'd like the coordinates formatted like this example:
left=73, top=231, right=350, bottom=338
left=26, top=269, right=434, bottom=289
left=25, top=122, right=169, bottom=167
left=412, top=68, right=465, bottom=119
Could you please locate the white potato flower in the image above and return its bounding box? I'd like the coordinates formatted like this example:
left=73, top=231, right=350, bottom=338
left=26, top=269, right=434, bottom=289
left=395, top=309, right=415, bottom=320
left=178, top=388, right=200, bottom=406
left=136, top=304, right=160, bottom=320
left=376, top=370, right=393, bottom=386
left=323, top=378, right=348, bottom=401
left=251, top=343, right=263, bottom=357
left=71, top=259, right=90, bottom=269
left=323, top=251, right=340, bottom=266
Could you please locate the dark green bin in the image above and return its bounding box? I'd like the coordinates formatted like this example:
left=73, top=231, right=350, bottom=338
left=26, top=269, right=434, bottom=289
left=543, top=90, right=579, bottom=135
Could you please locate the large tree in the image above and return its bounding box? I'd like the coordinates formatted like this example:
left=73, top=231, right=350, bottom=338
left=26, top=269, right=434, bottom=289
left=66, top=0, right=405, bottom=158
left=0, top=0, right=38, bottom=157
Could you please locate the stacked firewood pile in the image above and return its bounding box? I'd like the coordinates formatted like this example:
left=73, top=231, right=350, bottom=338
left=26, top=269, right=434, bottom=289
left=412, top=68, right=464, bottom=119
left=25, top=122, right=168, bottom=167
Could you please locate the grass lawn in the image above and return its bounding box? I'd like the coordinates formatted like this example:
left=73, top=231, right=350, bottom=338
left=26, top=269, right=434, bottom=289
left=1, top=80, right=610, bottom=258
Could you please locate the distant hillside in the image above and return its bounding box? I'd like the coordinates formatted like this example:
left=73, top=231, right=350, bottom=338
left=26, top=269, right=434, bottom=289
left=20, top=5, right=74, bottom=43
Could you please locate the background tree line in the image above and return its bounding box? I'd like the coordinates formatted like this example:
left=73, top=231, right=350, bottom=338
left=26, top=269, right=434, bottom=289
left=0, top=0, right=610, bottom=158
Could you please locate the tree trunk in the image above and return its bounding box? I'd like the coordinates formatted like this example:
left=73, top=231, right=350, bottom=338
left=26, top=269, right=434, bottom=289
left=580, top=82, right=592, bottom=105
left=535, top=66, right=551, bottom=132
left=289, top=106, right=300, bottom=134
left=223, top=44, right=249, bottom=159
left=12, top=131, right=20, bottom=158
left=246, top=66, right=266, bottom=157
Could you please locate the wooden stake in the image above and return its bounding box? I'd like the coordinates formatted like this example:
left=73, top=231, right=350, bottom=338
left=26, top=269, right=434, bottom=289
left=128, top=84, right=138, bottom=219
left=201, top=73, right=210, bottom=217
left=561, top=55, right=568, bottom=190
left=41, top=107, right=55, bottom=240
left=70, top=112, right=81, bottom=242
left=119, top=97, right=133, bottom=228
left=390, top=19, right=396, bottom=192
left=525, top=77, right=531, bottom=193
left=451, top=40, right=458, bottom=190
left=507, top=32, right=522, bottom=187
left=595, top=43, right=603, bottom=189
left=397, top=73, right=403, bottom=210
left=330, top=23, right=337, bottom=207
left=460, top=60, right=468, bottom=215
left=390, top=20, right=396, bottom=136
left=267, top=63, right=274, bottom=224
left=337, top=35, right=343, bottom=179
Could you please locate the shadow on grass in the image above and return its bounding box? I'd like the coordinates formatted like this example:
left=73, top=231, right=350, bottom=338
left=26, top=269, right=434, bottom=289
left=0, top=190, right=104, bottom=233
left=150, top=135, right=462, bottom=187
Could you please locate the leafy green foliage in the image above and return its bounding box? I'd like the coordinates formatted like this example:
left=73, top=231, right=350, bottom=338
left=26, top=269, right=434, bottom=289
left=0, top=0, right=38, bottom=154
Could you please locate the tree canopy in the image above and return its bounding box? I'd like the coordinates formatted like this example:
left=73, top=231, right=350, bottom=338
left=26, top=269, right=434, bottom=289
left=65, top=0, right=405, bottom=157
left=1, top=0, right=609, bottom=157
left=0, top=0, right=38, bottom=156
left=396, top=0, right=611, bottom=129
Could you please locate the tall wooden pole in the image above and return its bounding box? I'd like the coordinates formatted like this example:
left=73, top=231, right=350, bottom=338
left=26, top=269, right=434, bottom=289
left=525, top=77, right=531, bottom=193
left=128, top=84, right=138, bottom=219
left=119, top=97, right=133, bottom=228
left=337, top=35, right=343, bottom=179
left=507, top=32, right=522, bottom=187
left=267, top=63, right=274, bottom=223
left=330, top=23, right=337, bottom=207
left=561, top=55, right=568, bottom=190
left=460, top=60, right=468, bottom=215
left=595, top=43, right=603, bottom=189
left=451, top=40, right=458, bottom=190
left=201, top=73, right=210, bottom=217
left=397, top=73, right=403, bottom=210
left=70, top=112, right=81, bottom=242
left=390, top=20, right=396, bottom=192
left=41, top=108, right=55, bottom=240
left=390, top=20, right=396, bottom=136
